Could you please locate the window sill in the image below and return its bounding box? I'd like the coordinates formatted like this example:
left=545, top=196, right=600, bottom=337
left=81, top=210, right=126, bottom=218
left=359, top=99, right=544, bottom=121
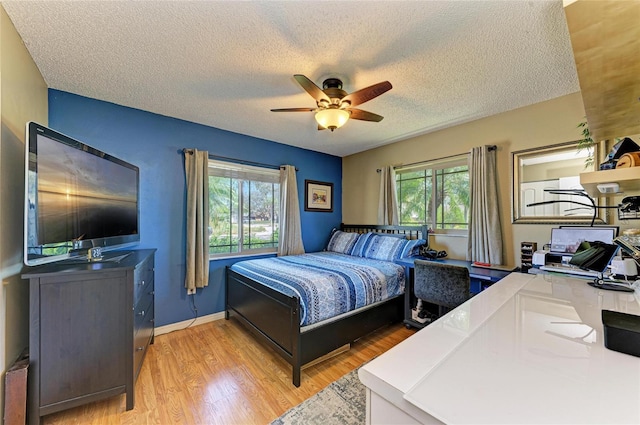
left=209, top=250, right=277, bottom=261
left=429, top=232, right=468, bottom=238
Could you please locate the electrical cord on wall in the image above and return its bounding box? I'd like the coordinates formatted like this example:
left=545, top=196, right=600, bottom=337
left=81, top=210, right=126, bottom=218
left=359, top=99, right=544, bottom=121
left=162, top=292, right=199, bottom=335
left=185, top=292, right=199, bottom=329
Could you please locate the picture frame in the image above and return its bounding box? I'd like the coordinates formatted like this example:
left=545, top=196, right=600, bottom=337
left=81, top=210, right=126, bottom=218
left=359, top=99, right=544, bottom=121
left=304, top=180, right=333, bottom=212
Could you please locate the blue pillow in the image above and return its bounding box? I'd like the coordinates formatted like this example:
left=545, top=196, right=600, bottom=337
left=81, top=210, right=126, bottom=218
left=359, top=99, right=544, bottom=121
left=351, top=232, right=373, bottom=257
left=326, top=230, right=360, bottom=255
left=353, top=233, right=410, bottom=261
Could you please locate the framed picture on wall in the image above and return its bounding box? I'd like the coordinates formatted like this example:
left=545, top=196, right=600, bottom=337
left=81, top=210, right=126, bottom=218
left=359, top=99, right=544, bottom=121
left=305, top=180, right=333, bottom=212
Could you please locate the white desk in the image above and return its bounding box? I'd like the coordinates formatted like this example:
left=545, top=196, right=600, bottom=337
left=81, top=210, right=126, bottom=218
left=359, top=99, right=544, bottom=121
left=358, top=273, right=640, bottom=424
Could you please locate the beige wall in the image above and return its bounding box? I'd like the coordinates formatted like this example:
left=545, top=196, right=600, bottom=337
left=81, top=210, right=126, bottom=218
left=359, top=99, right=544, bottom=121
left=522, top=157, right=584, bottom=182
left=0, top=4, right=47, bottom=413
left=343, top=92, right=595, bottom=266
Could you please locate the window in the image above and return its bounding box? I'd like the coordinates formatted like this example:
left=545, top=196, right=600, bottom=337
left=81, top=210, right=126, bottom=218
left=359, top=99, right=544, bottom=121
left=208, top=160, right=280, bottom=257
left=396, top=157, right=469, bottom=231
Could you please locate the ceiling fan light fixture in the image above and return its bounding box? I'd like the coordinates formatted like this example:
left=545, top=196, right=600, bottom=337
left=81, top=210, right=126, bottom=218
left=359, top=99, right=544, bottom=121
left=273, top=74, right=391, bottom=130
left=315, top=108, right=350, bottom=131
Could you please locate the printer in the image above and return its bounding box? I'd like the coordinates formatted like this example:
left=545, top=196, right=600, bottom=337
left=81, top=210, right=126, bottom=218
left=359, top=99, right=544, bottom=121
left=532, top=250, right=547, bottom=268
left=532, top=250, right=566, bottom=268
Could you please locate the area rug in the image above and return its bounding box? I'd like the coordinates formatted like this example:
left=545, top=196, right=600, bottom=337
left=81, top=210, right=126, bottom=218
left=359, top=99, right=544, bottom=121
left=270, top=368, right=365, bottom=425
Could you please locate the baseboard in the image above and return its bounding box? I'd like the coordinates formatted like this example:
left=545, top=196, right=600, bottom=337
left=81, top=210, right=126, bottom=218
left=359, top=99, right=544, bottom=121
left=154, top=311, right=225, bottom=336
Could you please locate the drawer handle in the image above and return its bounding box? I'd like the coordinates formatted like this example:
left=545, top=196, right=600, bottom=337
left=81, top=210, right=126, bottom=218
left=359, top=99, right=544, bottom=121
left=136, top=346, right=144, bottom=352
left=137, top=310, right=145, bottom=317
left=139, top=280, right=145, bottom=286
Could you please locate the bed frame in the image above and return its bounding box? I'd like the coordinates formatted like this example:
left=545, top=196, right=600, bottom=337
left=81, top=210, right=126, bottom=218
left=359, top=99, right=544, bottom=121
left=225, top=223, right=428, bottom=387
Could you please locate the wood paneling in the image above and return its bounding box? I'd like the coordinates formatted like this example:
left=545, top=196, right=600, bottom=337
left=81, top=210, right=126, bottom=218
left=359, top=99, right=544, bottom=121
left=565, top=0, right=640, bottom=142
left=40, top=318, right=414, bottom=424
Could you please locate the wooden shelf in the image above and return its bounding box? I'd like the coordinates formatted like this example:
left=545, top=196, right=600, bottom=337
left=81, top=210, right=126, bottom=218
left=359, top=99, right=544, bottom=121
left=564, top=0, right=640, bottom=142
left=580, top=167, right=640, bottom=197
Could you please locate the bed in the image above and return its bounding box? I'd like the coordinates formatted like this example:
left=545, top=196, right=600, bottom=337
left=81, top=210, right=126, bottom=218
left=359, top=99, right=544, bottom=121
left=225, top=223, right=428, bottom=386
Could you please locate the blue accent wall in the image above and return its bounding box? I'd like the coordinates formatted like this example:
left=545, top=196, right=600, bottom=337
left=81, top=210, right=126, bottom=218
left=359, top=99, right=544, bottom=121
left=49, top=90, right=342, bottom=327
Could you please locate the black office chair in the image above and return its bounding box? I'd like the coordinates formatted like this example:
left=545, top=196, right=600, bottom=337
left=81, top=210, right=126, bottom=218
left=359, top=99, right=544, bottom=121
left=413, top=260, right=471, bottom=320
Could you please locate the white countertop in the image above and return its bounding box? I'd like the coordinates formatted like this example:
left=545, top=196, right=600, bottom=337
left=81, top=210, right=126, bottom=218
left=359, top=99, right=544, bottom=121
left=359, top=273, right=640, bottom=424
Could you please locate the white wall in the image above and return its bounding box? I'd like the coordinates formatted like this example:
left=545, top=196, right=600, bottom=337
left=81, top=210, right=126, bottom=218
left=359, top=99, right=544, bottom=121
left=343, top=93, right=598, bottom=267
left=0, top=4, right=47, bottom=415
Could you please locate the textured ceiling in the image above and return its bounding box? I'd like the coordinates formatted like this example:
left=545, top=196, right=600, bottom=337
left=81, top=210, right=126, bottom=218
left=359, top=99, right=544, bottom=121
left=2, top=0, right=580, bottom=157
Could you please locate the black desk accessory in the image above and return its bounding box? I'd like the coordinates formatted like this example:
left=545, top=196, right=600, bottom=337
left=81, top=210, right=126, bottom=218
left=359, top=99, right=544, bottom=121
left=602, top=310, right=640, bottom=358
left=588, top=278, right=635, bottom=292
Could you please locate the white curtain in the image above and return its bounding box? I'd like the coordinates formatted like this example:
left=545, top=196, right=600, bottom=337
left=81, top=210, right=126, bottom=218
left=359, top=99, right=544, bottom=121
left=184, top=149, right=210, bottom=294
left=467, top=146, right=503, bottom=264
left=377, top=165, right=399, bottom=225
left=278, top=165, right=305, bottom=256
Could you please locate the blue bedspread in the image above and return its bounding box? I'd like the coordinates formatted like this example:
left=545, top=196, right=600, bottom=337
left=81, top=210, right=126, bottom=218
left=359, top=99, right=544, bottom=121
left=230, top=252, right=405, bottom=326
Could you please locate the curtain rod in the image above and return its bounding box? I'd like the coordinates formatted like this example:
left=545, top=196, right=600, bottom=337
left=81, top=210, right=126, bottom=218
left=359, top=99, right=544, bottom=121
left=181, top=149, right=298, bottom=171
left=376, top=145, right=496, bottom=172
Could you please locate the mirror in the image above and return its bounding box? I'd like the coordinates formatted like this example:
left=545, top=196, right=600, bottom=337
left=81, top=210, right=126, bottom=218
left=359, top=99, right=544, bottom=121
left=512, top=140, right=607, bottom=224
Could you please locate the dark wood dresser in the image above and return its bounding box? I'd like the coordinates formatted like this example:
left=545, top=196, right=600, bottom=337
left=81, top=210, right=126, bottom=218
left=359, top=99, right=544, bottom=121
left=22, top=249, right=156, bottom=425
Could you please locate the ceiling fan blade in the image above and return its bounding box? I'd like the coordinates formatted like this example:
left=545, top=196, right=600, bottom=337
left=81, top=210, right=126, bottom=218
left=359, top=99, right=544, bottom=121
left=341, top=81, right=392, bottom=107
left=270, top=108, right=316, bottom=112
left=348, top=108, right=384, bottom=122
left=294, top=74, right=331, bottom=103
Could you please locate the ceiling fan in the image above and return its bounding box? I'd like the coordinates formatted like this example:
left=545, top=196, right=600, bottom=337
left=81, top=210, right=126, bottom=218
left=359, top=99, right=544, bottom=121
left=271, top=74, right=392, bottom=131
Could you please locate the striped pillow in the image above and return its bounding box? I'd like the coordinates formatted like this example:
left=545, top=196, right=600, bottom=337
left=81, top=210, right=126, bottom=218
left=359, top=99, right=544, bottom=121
left=326, top=230, right=360, bottom=255
left=352, top=233, right=410, bottom=261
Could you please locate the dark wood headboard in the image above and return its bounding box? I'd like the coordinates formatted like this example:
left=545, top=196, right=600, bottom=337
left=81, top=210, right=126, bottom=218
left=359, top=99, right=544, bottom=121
left=340, top=223, right=429, bottom=240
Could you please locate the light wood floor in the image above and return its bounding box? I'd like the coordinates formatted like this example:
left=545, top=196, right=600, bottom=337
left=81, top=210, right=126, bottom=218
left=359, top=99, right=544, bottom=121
left=41, top=318, right=415, bottom=425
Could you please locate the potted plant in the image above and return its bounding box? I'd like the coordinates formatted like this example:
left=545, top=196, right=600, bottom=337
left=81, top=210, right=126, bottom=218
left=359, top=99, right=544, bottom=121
left=577, top=119, right=595, bottom=168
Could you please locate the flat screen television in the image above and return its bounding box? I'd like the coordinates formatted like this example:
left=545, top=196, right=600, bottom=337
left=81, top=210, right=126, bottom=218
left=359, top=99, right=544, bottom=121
left=24, top=122, right=139, bottom=266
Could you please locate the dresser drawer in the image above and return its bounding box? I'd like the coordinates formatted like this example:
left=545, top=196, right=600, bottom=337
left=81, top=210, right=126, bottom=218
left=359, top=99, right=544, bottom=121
left=134, top=285, right=154, bottom=335
left=133, top=302, right=154, bottom=380
left=133, top=255, right=154, bottom=304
